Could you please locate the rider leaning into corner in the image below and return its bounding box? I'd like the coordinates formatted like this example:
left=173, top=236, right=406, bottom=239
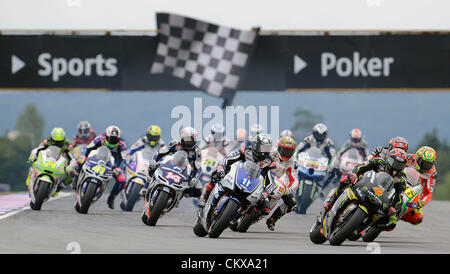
left=265, top=136, right=299, bottom=231
left=295, top=123, right=336, bottom=163
left=145, top=126, right=203, bottom=198
left=198, top=123, right=230, bottom=157
left=70, top=121, right=97, bottom=149
left=74, top=125, right=130, bottom=209
left=402, top=146, right=438, bottom=225
left=324, top=148, right=409, bottom=231
left=323, top=128, right=369, bottom=188
left=197, top=133, right=277, bottom=216
left=27, top=127, right=73, bottom=197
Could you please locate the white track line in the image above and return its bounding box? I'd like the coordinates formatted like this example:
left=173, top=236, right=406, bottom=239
left=0, top=192, right=73, bottom=221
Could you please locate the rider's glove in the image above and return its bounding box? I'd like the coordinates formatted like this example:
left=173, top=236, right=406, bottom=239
left=341, top=173, right=358, bottom=185
left=189, top=178, right=201, bottom=188
left=28, top=155, right=36, bottom=163
left=387, top=206, right=397, bottom=216
left=148, top=160, right=158, bottom=172
left=77, top=155, right=86, bottom=166
left=417, top=199, right=425, bottom=209
left=113, top=168, right=122, bottom=176
left=212, top=170, right=225, bottom=183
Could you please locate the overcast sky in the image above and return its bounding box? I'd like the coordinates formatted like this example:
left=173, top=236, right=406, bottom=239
left=0, top=0, right=449, bottom=31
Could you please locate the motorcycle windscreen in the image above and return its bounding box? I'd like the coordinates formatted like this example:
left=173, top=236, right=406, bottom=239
left=45, top=145, right=62, bottom=160
left=235, top=162, right=262, bottom=193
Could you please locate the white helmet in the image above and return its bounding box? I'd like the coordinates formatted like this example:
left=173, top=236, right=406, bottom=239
left=312, top=123, right=328, bottom=144
left=211, top=123, right=225, bottom=141
left=180, top=127, right=198, bottom=150
left=250, top=123, right=263, bottom=139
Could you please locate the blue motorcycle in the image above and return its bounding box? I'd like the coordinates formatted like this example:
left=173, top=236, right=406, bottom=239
left=193, top=161, right=265, bottom=238
left=295, top=147, right=329, bottom=214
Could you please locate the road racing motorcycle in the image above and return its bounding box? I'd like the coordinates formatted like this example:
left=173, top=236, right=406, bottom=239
left=74, top=146, right=114, bottom=214
left=27, top=145, right=67, bottom=210
left=361, top=166, right=425, bottom=242
left=309, top=171, right=396, bottom=246
left=230, top=171, right=292, bottom=232
left=295, top=147, right=329, bottom=214
left=141, top=151, right=194, bottom=226
left=120, top=147, right=156, bottom=211
left=193, top=161, right=265, bottom=238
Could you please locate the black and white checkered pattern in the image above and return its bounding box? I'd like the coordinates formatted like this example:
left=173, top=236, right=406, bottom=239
left=151, top=13, right=259, bottom=102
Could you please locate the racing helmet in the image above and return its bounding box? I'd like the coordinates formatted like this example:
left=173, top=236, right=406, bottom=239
left=386, top=148, right=408, bottom=175
left=236, top=128, right=247, bottom=141
left=180, top=127, right=198, bottom=150
left=312, top=123, right=328, bottom=144
left=415, top=146, right=436, bottom=173
left=105, top=125, right=121, bottom=149
left=389, top=136, right=408, bottom=152
left=251, top=134, right=273, bottom=162
left=349, top=128, right=363, bottom=144
left=146, top=125, right=161, bottom=147
left=77, top=121, right=91, bottom=139
left=277, top=136, right=297, bottom=161
left=280, top=129, right=294, bottom=138
left=250, top=123, right=263, bottom=139
left=211, top=123, right=225, bottom=141
left=50, top=127, right=66, bottom=147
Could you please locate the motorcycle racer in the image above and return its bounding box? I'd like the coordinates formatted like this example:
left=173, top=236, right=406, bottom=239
left=227, top=128, right=247, bottom=154
left=324, top=148, right=409, bottom=231
left=197, top=133, right=276, bottom=215
left=369, top=136, right=408, bottom=160
left=27, top=127, right=74, bottom=196
left=129, top=125, right=166, bottom=157
left=144, top=127, right=203, bottom=197
left=75, top=125, right=130, bottom=209
left=265, top=136, right=298, bottom=231
left=198, top=123, right=230, bottom=157
left=402, top=146, right=437, bottom=225
left=295, top=123, right=336, bottom=162
left=322, top=128, right=369, bottom=188
left=70, top=121, right=97, bottom=149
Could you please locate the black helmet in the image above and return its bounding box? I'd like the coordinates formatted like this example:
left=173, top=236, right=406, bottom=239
left=251, top=134, right=273, bottom=162
left=312, top=123, right=328, bottom=144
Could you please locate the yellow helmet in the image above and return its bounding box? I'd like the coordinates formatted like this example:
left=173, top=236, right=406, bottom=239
left=147, top=125, right=161, bottom=147
left=415, top=146, right=436, bottom=172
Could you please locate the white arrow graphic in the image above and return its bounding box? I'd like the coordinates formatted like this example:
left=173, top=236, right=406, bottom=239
left=11, top=55, right=26, bottom=74
left=293, top=55, right=307, bottom=74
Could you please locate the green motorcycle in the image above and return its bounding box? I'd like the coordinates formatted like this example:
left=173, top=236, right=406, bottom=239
left=26, top=146, right=67, bottom=210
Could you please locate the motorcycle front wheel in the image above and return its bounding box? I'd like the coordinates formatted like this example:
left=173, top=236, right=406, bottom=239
left=30, top=180, right=51, bottom=210
left=145, top=190, right=169, bottom=226
left=208, top=199, right=239, bottom=238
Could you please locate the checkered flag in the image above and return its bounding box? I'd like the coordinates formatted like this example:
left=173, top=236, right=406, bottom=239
left=150, top=13, right=259, bottom=106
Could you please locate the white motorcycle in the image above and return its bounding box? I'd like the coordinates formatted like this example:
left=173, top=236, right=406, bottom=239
left=120, top=147, right=156, bottom=211
left=74, top=146, right=115, bottom=214
left=141, top=151, right=195, bottom=226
